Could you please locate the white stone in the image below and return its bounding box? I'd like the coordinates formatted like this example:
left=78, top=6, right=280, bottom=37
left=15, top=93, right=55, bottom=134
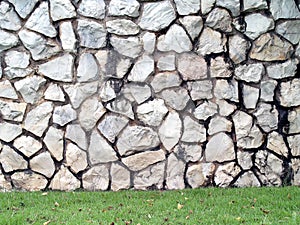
left=7, top=0, right=38, bottom=19
left=267, top=59, right=298, bottom=80
left=174, top=0, right=200, bottom=15
left=50, top=0, right=76, bottom=21
left=244, top=14, right=274, bottom=40
left=254, top=103, right=278, bottom=133
left=182, top=116, right=206, bottom=143
left=108, top=0, right=139, bottom=17
left=142, top=32, right=156, bottom=54
left=110, top=36, right=142, bottom=59
left=151, top=72, right=182, bottom=93
left=288, top=107, right=300, bottom=134
left=208, top=116, right=232, bottom=135
left=77, top=53, right=99, bottom=82
left=59, top=21, right=76, bottom=52
left=30, top=152, right=55, bottom=178
left=237, top=151, right=253, bottom=170
left=65, top=143, right=88, bottom=173
left=210, top=56, right=232, bottom=78
left=0, top=30, right=18, bottom=52
left=215, top=162, right=241, bottom=187
left=174, top=143, right=202, bottom=162
left=235, top=63, right=264, bottom=83
left=122, top=83, right=151, bottom=104
left=188, top=80, right=213, bottom=100
left=0, top=1, right=21, bottom=31
left=106, top=97, right=134, bottom=120
left=111, top=163, right=130, bottom=191
left=160, top=87, right=190, bottom=111
left=291, top=159, right=300, bottom=186
left=0, top=122, right=22, bottom=142
left=214, top=79, right=239, bottom=102
left=201, top=0, right=215, bottom=14
left=0, top=171, right=12, bottom=191
left=186, top=162, right=215, bottom=188
left=107, top=19, right=140, bottom=35
left=44, top=84, right=65, bottom=102
left=229, top=35, right=249, bottom=64
left=0, top=80, right=18, bottom=99
left=78, top=0, right=105, bottom=19
left=0, top=101, right=27, bottom=122
left=82, top=165, right=110, bottom=191
left=14, top=136, right=42, bottom=157
left=11, top=172, right=47, bottom=191
left=216, top=0, right=240, bottom=16
left=279, top=79, right=300, bottom=107
left=206, top=8, right=232, bottom=32
left=194, top=101, right=218, bottom=121
left=139, top=1, right=176, bottom=31
left=287, top=135, right=300, bottom=156
left=44, top=127, right=64, bottom=161
left=267, top=132, right=288, bottom=157
left=166, top=153, right=185, bottom=190
left=260, top=80, right=277, bottom=102
left=234, top=172, right=260, bottom=187
left=276, top=20, right=300, bottom=45
left=50, top=166, right=80, bottom=191
left=66, top=124, right=87, bottom=150
left=128, top=55, right=154, bottom=82
left=4, top=67, right=33, bottom=80
left=24, top=102, right=53, bottom=137
left=0, top=145, right=27, bottom=172
left=157, top=54, right=176, bottom=71
left=53, top=104, right=77, bottom=126
left=5, top=50, right=30, bottom=69
left=179, top=16, right=203, bottom=41
left=242, top=85, right=259, bottom=109
left=270, top=0, right=300, bottom=20
left=243, top=0, right=268, bottom=12
left=116, top=58, right=132, bottom=79
left=216, top=99, right=237, bottom=117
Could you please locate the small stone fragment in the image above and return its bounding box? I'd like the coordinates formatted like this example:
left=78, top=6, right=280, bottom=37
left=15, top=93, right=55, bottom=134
left=216, top=99, right=237, bottom=117
left=267, top=59, right=298, bottom=80
left=50, top=166, right=80, bottom=191
left=260, top=80, right=277, bottom=102
left=0, top=122, right=22, bottom=142
left=194, top=101, right=218, bottom=121
left=11, top=172, right=47, bottom=191
left=210, top=56, right=232, bottom=78
left=244, top=14, right=274, bottom=40
left=111, top=163, right=130, bottom=191
left=53, top=104, right=77, bottom=126
left=107, top=19, right=140, bottom=35
left=235, top=63, right=264, bottom=83
left=267, top=132, right=288, bottom=157
left=187, top=80, right=213, bottom=100
left=179, top=16, right=203, bottom=41
left=0, top=101, right=27, bottom=122
left=229, top=35, right=249, bottom=64
left=215, top=162, right=241, bottom=187
left=242, top=85, right=259, bottom=109
left=234, top=172, right=260, bottom=187
left=216, top=0, right=240, bottom=16
left=78, top=0, right=105, bottom=19
left=270, top=0, right=300, bottom=20
left=214, top=79, right=239, bottom=102
left=208, top=116, right=232, bottom=135
left=142, top=32, right=156, bottom=54
left=14, top=135, right=42, bottom=157
left=288, top=107, right=300, bottom=134
left=82, top=165, right=109, bottom=191
left=157, top=54, right=176, bottom=71
left=237, top=151, right=253, bottom=170
left=174, top=0, right=200, bottom=15
left=110, top=36, right=142, bottom=59
left=0, top=80, right=18, bottom=99
left=166, top=153, right=185, bottom=190
left=44, top=84, right=65, bottom=102
left=65, top=143, right=88, bottom=173
left=182, top=116, right=206, bottom=143
left=65, top=124, right=87, bottom=150
left=108, top=0, right=139, bottom=17
left=160, top=87, right=190, bottom=111
left=174, top=143, right=202, bottom=162
left=287, top=135, right=300, bottom=156
left=7, top=0, right=38, bottom=19
left=59, top=21, right=76, bottom=52
left=278, top=79, right=300, bottom=107
left=276, top=20, right=300, bottom=45
left=206, top=8, right=232, bottom=32
left=128, top=55, right=154, bottom=82
left=186, top=162, right=215, bottom=188
left=30, top=152, right=55, bottom=178
left=49, top=0, right=76, bottom=21
left=44, top=127, right=64, bottom=161
left=151, top=72, right=182, bottom=93
left=0, top=145, right=27, bottom=172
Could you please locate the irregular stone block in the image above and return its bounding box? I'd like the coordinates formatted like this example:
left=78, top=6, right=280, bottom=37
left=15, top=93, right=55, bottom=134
left=14, top=135, right=42, bottom=157
left=49, top=0, right=76, bottom=21
left=53, top=104, right=77, bottom=126
left=65, top=124, right=87, bottom=150
left=206, top=8, right=232, bottom=32
left=50, top=166, right=80, bottom=191
left=11, top=172, right=47, bottom=191
left=186, top=162, right=215, bottom=188
left=111, top=163, right=130, bottom=191
left=267, top=132, right=288, bottom=158
left=30, top=152, right=55, bottom=178
left=82, top=165, right=110, bottom=191
left=234, top=172, right=260, bottom=187
left=215, top=162, right=241, bottom=187
left=108, top=0, right=139, bottom=17
left=278, top=79, right=300, bottom=107
left=179, top=16, right=203, bottom=41
left=78, top=0, right=105, bottom=19
left=194, top=101, right=218, bottom=121
left=160, top=87, right=190, bottom=111
left=166, top=153, right=185, bottom=190
left=44, top=127, right=64, bottom=161
left=0, top=122, right=22, bottom=142
left=181, top=116, right=206, bottom=143
left=0, top=101, right=27, bottom=122
left=106, top=19, right=139, bottom=35
left=65, top=143, right=88, bottom=174
left=174, top=143, right=202, bottom=162
left=208, top=116, right=232, bottom=135
left=0, top=145, right=27, bottom=172
left=151, top=72, right=182, bottom=93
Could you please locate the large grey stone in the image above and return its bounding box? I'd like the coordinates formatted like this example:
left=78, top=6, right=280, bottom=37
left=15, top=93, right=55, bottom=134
left=128, top=55, right=154, bottom=82
left=14, top=135, right=42, bottom=157
left=182, top=115, right=206, bottom=143
left=53, top=104, right=77, bottom=126
left=44, top=84, right=65, bottom=102
left=235, top=63, right=264, bottom=83
left=108, top=0, right=139, bottom=17
left=214, top=79, right=239, bottom=102
left=229, top=35, right=249, bottom=64
left=5, top=50, right=30, bottom=69
left=30, top=152, right=55, bottom=178
left=188, top=80, right=212, bottom=100
left=276, top=20, right=300, bottom=45
left=254, top=103, right=278, bottom=133
left=210, top=56, right=232, bottom=78
left=59, top=21, right=76, bottom=52
left=234, top=172, right=260, bottom=187
left=267, top=132, right=288, bottom=157
left=166, top=153, right=185, bottom=190
left=244, top=14, right=274, bottom=40
left=267, top=59, right=298, bottom=80
left=270, top=0, right=300, bottom=20
left=208, top=116, right=232, bottom=135
left=287, top=135, right=300, bottom=156
left=260, top=80, right=277, bottom=102
left=77, top=53, right=99, bottom=82
left=216, top=0, right=240, bottom=16
left=0, top=122, right=22, bottom=142
left=78, top=0, right=105, bottom=19
left=242, top=85, right=259, bottom=109
left=110, top=36, right=142, bottom=59
left=142, top=32, right=156, bottom=54
left=106, top=96, right=134, bottom=120
left=106, top=19, right=140, bottom=35
left=288, top=107, right=300, bottom=134
left=0, top=30, right=18, bottom=52
left=237, top=151, right=253, bottom=170
left=65, top=143, right=88, bottom=174
left=0, top=1, right=21, bottom=31
left=44, top=127, right=64, bottom=161
left=243, top=0, right=267, bottom=12
left=111, top=163, right=130, bottom=191
left=151, top=72, right=182, bottom=93
left=201, top=0, right=215, bottom=14
left=0, top=145, right=27, bottom=172
left=122, top=83, right=151, bottom=104
left=174, top=143, right=202, bottom=162
left=206, top=8, right=232, bottom=32
left=50, top=166, right=80, bottom=191
left=0, top=101, right=27, bottom=122
left=65, top=124, right=87, bottom=150
left=7, top=0, right=38, bottom=19
left=82, top=165, right=109, bottom=191
left=11, top=172, right=47, bottom=191
left=194, top=101, right=218, bottom=121
left=179, top=16, right=203, bottom=41
left=49, top=0, right=76, bottom=21
left=278, top=79, right=300, bottom=107
left=174, top=0, right=200, bottom=15
left=186, top=163, right=215, bottom=188
left=160, top=87, right=190, bottom=111
left=0, top=80, right=18, bottom=100
left=215, top=162, right=241, bottom=187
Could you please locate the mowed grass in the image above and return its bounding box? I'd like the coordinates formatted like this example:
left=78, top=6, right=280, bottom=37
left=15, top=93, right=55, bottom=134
left=0, top=187, right=299, bottom=225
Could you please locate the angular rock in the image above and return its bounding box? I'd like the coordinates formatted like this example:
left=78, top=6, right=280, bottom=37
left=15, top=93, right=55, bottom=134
left=174, top=143, right=202, bottom=162
left=267, top=59, right=298, bottom=80
left=254, top=103, right=278, bottom=133
left=244, top=14, right=274, bottom=40
left=78, top=0, right=105, bottom=19
left=139, top=1, right=175, bottom=31
left=30, top=152, right=55, bottom=178
left=151, top=72, right=182, bottom=93
left=122, top=83, right=151, bottom=104
left=4, top=67, right=33, bottom=80
left=142, top=32, right=156, bottom=54
left=291, top=159, right=300, bottom=186
left=128, top=55, right=154, bottom=82
left=66, top=124, right=87, bottom=150
left=208, top=116, right=232, bottom=135
left=160, top=87, right=190, bottom=110
left=179, top=16, right=203, bottom=41
left=77, top=53, right=99, bottom=82
left=260, top=80, right=277, bottom=102
left=215, top=162, right=241, bottom=187
left=237, top=151, right=253, bottom=170
left=50, top=0, right=76, bottom=21
left=107, top=19, right=140, bottom=35
left=7, top=0, right=38, bottom=19
left=116, top=125, right=160, bottom=156
left=235, top=63, right=264, bottom=83
left=50, top=166, right=80, bottom=191
left=186, top=162, right=215, bottom=188
left=229, top=35, right=249, bottom=64
left=182, top=116, right=206, bottom=143
left=243, top=0, right=267, bottom=12
left=194, top=101, right=218, bottom=121
left=178, top=53, right=207, bottom=80
left=44, top=127, right=64, bottom=161
left=210, top=56, right=232, bottom=78
left=53, top=104, right=77, bottom=126
left=111, top=163, right=130, bottom=191
left=0, top=30, right=18, bottom=52
left=44, top=84, right=65, bottom=102
left=287, top=134, right=300, bottom=156
left=214, top=79, right=239, bottom=102
left=59, top=21, right=76, bottom=52
left=278, top=79, right=300, bottom=107
left=82, top=165, right=109, bottom=191
left=270, top=0, right=300, bottom=20
left=276, top=20, right=300, bottom=45
left=5, top=50, right=30, bottom=69
left=288, top=107, right=300, bottom=134
left=0, top=101, right=27, bottom=122
left=216, top=0, right=240, bottom=16
left=234, top=172, right=260, bottom=187
left=206, top=8, right=232, bottom=32
left=216, top=99, right=237, bottom=117
left=242, top=85, right=259, bottom=109
left=174, top=0, right=200, bottom=15
left=11, top=172, right=47, bottom=191
left=201, top=0, right=215, bottom=14
left=106, top=96, right=134, bottom=120
left=157, top=54, right=176, bottom=71
left=0, top=80, right=18, bottom=99
left=110, top=36, right=142, bottom=59
left=108, top=0, right=139, bottom=17
left=188, top=80, right=212, bottom=100
left=0, top=122, right=22, bottom=142
left=14, top=135, right=42, bottom=157
left=166, top=153, right=185, bottom=190
left=0, top=171, right=12, bottom=191
left=267, top=132, right=288, bottom=157
left=0, top=145, right=27, bottom=172
left=65, top=143, right=88, bottom=174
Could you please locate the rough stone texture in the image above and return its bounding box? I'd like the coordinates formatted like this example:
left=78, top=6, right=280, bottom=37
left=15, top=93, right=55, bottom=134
left=7, top=0, right=38, bottom=19
left=128, top=55, right=154, bottom=82
left=235, top=63, right=264, bottom=83
left=111, top=163, right=130, bottom=191
left=229, top=35, right=249, bottom=64
left=0, top=145, right=27, bottom=172
left=276, top=21, right=300, bottom=45
left=0, top=80, right=18, bottom=99
left=0, top=30, right=18, bottom=52
left=288, top=107, right=300, bottom=134
left=82, top=165, right=109, bottom=191
left=254, top=103, right=278, bottom=133
left=78, top=0, right=105, bottom=19
left=160, top=87, right=190, bottom=111
left=234, top=172, right=260, bottom=187
left=65, top=143, right=88, bottom=173
left=60, top=21, right=76, bottom=52
left=110, top=36, right=142, bottom=59
left=108, top=0, right=139, bottom=17
left=179, top=16, right=203, bottom=41
left=267, top=132, right=288, bottom=158
left=270, top=0, right=300, bottom=20
left=194, top=101, right=218, bottom=121
left=210, top=56, right=231, bottom=78
left=50, top=0, right=76, bottom=21
left=151, top=72, right=182, bottom=93
left=174, top=0, right=200, bottom=15
left=77, top=53, right=99, bottom=83
left=216, top=0, right=240, bottom=16
left=215, top=162, right=241, bottom=187
left=30, top=152, right=55, bottom=178
left=65, top=124, right=87, bottom=150
left=206, top=8, right=232, bottom=32
left=182, top=116, right=206, bottom=143
left=244, top=14, right=274, bottom=40
left=106, top=96, right=134, bottom=120
left=0, top=101, right=27, bottom=122
left=291, top=159, right=300, bottom=186
left=174, top=143, right=202, bottom=162
left=267, top=59, right=298, bottom=80
left=0, top=122, right=22, bottom=142
left=242, top=85, right=259, bottom=109
left=166, top=153, right=185, bottom=190
left=287, top=135, right=300, bottom=157
left=50, top=166, right=80, bottom=191
left=186, top=163, right=215, bottom=188
left=157, top=54, right=175, bottom=72
left=278, top=79, right=300, bottom=107
left=44, top=127, right=64, bottom=161
left=178, top=53, right=207, bottom=81
left=243, top=0, right=267, bottom=12
left=44, top=84, right=65, bottom=102
left=107, top=19, right=139, bottom=36
left=11, top=172, right=48, bottom=191
left=260, top=80, right=277, bottom=102
left=14, top=135, right=42, bottom=157
left=53, top=104, right=77, bottom=126
left=237, top=151, right=253, bottom=170
left=188, top=80, right=213, bottom=100
left=208, top=116, right=232, bottom=135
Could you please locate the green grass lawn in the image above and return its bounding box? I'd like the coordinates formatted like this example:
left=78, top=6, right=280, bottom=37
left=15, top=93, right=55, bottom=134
left=0, top=187, right=299, bottom=225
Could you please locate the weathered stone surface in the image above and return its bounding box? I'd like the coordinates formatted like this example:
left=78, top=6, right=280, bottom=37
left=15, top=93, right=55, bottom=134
left=59, top=21, right=76, bottom=52
left=98, top=114, right=128, bottom=143
left=50, top=166, right=80, bottom=191
left=0, top=101, right=27, bottom=122
left=270, top=0, right=300, bottom=20
left=174, top=0, right=200, bottom=15
left=174, top=143, right=202, bottom=162
left=30, top=152, right=55, bottom=178
left=110, top=36, right=142, bottom=58
left=0, top=171, right=12, bottom=191
left=215, top=162, right=241, bottom=187
left=201, top=0, right=215, bottom=14
left=260, top=80, right=277, bottom=102
left=179, top=16, right=203, bottom=41
left=142, top=32, right=156, bottom=54
left=0, top=80, right=18, bottom=99
left=210, top=56, right=231, bottom=78
left=197, top=28, right=226, bottom=56
left=0, top=122, right=22, bottom=142
left=267, top=132, right=288, bottom=157
left=182, top=116, right=206, bottom=143
left=276, top=20, right=300, bottom=45
left=159, top=111, right=182, bottom=151
left=5, top=50, right=29, bottom=69
left=44, top=127, right=64, bottom=161
left=216, top=0, right=240, bottom=16
left=0, top=145, right=27, bottom=172
left=237, top=151, right=253, bottom=170
left=214, top=79, right=239, bottom=102
left=53, top=104, right=77, bottom=126
left=128, top=55, right=154, bottom=82
left=216, top=99, right=236, bottom=117
left=108, top=0, right=139, bottom=17
left=254, top=103, right=278, bottom=133
left=244, top=14, right=274, bottom=40
left=160, top=87, right=190, bottom=110
left=234, top=172, right=260, bottom=187
left=82, top=165, right=109, bottom=191
left=287, top=134, right=300, bottom=156
left=278, top=79, right=300, bottom=107
left=208, top=116, right=232, bottom=135
left=11, top=172, right=47, bottom=191
left=206, top=8, right=232, bottom=32
left=243, top=0, right=267, bottom=12
left=25, top=2, right=57, bottom=37
left=291, top=159, right=300, bottom=186
left=229, top=35, right=249, bottom=64
left=186, top=162, right=215, bottom=188
left=88, top=130, right=118, bottom=165
left=50, top=0, right=76, bottom=21
left=7, top=0, right=38, bottom=19
left=14, top=135, right=42, bottom=157
left=267, top=59, right=298, bottom=80
left=151, top=72, right=182, bottom=93
left=44, top=84, right=65, bottom=102
left=139, top=1, right=175, bottom=31
left=111, top=163, right=130, bottom=191
left=249, top=33, right=293, bottom=61
left=77, top=19, right=106, bottom=49
left=178, top=53, right=207, bottom=80
left=106, top=96, right=134, bottom=120
left=137, top=99, right=168, bottom=127
left=78, top=0, right=105, bottom=19
left=157, top=54, right=175, bottom=71
left=243, top=85, right=259, bottom=109
left=65, top=143, right=88, bottom=173
left=188, top=80, right=213, bottom=101
left=4, top=67, right=33, bottom=80
left=0, top=30, right=18, bottom=52
left=235, top=63, right=264, bottom=83
left=77, top=53, right=99, bottom=83
left=233, top=111, right=264, bottom=149
left=194, top=101, right=218, bottom=121
left=24, top=102, right=53, bottom=137
left=166, top=153, right=185, bottom=190
left=157, top=24, right=192, bottom=53
left=288, top=107, right=300, bottom=134
left=107, top=19, right=139, bottom=35
left=66, top=124, right=87, bottom=150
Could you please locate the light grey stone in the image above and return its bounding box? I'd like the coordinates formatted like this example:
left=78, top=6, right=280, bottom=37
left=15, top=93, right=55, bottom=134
left=206, top=8, right=232, bottom=32
left=53, top=104, right=77, bottom=126
left=291, top=159, right=300, bottom=186
left=139, top=1, right=176, bottom=31
left=157, top=54, right=176, bottom=71
left=98, top=114, right=128, bottom=143
left=44, top=84, right=65, bottom=102
left=270, top=0, right=300, bottom=20
left=179, top=16, right=203, bottom=41
left=65, top=143, right=88, bottom=174
left=137, top=99, right=168, bottom=127
left=110, top=36, right=142, bottom=59
left=78, top=0, right=105, bottom=19
left=24, top=102, right=53, bottom=137
left=244, top=14, right=274, bottom=40
left=243, top=0, right=267, bottom=12
left=50, top=166, right=80, bottom=191
left=208, top=116, right=232, bottom=135
left=160, top=87, right=190, bottom=111
left=115, top=58, right=132, bottom=79
left=267, top=59, right=298, bottom=80
left=0, top=145, right=27, bottom=172
left=210, top=56, right=232, bottom=78
left=186, top=162, right=215, bottom=188
left=14, top=135, right=42, bottom=157
left=267, top=132, right=288, bottom=157
left=201, top=0, right=215, bottom=14
left=0, top=101, right=27, bottom=122
left=77, top=19, right=106, bottom=49
left=30, top=152, right=55, bottom=178
left=235, top=63, right=264, bottom=83
left=0, top=171, right=12, bottom=191
left=214, top=79, right=239, bottom=102
left=157, top=24, right=192, bottom=53
left=288, top=107, right=300, bottom=134
left=66, top=124, right=87, bottom=150
left=159, top=111, right=182, bottom=151
left=174, top=143, right=202, bottom=162
left=174, top=0, right=200, bottom=15
left=216, top=99, right=237, bottom=117
left=276, top=20, right=300, bottom=45
left=0, top=80, right=18, bottom=99
left=11, top=172, right=47, bottom=191
left=0, top=1, right=21, bottom=31
left=117, top=125, right=160, bottom=156
left=0, top=30, right=18, bottom=52
left=229, top=35, right=249, bottom=64
left=59, top=21, right=76, bottom=52
left=106, top=96, right=134, bottom=120
left=128, top=55, right=154, bottom=82
left=194, top=101, right=218, bottom=121
left=242, top=85, right=259, bottom=109
left=234, top=172, right=260, bottom=187
left=216, top=0, right=240, bottom=16
left=107, top=19, right=140, bottom=35
left=260, top=80, right=277, bottom=102
left=82, top=165, right=109, bottom=191
left=5, top=50, right=30, bottom=69
left=44, top=127, right=64, bottom=161
left=122, top=83, right=151, bottom=104
left=88, top=130, right=118, bottom=165
left=182, top=115, right=206, bottom=143
left=237, top=151, right=253, bottom=170
left=187, top=80, right=213, bottom=100
left=287, top=134, right=300, bottom=156
left=7, top=0, right=38, bottom=19
left=77, top=53, right=99, bottom=82
left=4, top=67, right=33, bottom=80
left=0, top=122, right=22, bottom=142
left=25, top=2, right=57, bottom=37
left=111, top=163, right=130, bottom=191
left=178, top=53, right=207, bottom=80
left=108, top=0, right=139, bottom=17
left=166, top=153, right=185, bottom=190
left=50, top=0, right=76, bottom=21
left=215, top=162, right=241, bottom=187
left=151, top=72, right=182, bottom=93
left=142, top=32, right=156, bottom=54
left=278, top=79, right=300, bottom=107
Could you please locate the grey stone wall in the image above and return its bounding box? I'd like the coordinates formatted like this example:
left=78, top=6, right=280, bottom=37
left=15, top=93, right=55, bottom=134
left=0, top=0, right=300, bottom=191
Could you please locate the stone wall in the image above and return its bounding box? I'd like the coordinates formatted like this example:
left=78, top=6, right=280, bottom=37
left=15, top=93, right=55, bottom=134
left=0, top=0, right=300, bottom=191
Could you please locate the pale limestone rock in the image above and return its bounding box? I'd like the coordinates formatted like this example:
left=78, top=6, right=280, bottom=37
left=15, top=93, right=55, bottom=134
left=187, top=80, right=213, bottom=100
left=122, top=83, right=151, bottom=104
left=182, top=116, right=206, bottom=143
left=174, top=143, right=202, bottom=162
left=157, top=24, right=192, bottom=53
left=77, top=53, right=99, bottom=83
left=208, top=116, right=232, bottom=135
left=122, top=150, right=165, bottom=171
left=25, top=2, right=57, bottom=37
left=242, top=85, right=259, bottom=109
left=0, top=145, right=27, bottom=172
left=0, top=30, right=18, bottom=52
left=24, top=102, right=53, bottom=137
left=288, top=107, right=300, bottom=134
left=229, top=35, right=249, bottom=64
left=44, top=84, right=65, bottom=102
left=107, top=19, right=139, bottom=35
left=201, top=0, right=215, bottom=14
left=174, top=0, right=200, bottom=15
left=137, top=99, right=168, bottom=126
left=0, top=80, right=18, bottom=99
left=59, top=21, right=76, bottom=52
left=151, top=72, right=182, bottom=93
left=38, top=54, right=74, bottom=82
left=166, top=153, right=185, bottom=190
left=0, top=101, right=27, bottom=122
left=216, top=99, right=236, bottom=117
left=234, top=172, right=260, bottom=187
left=5, top=50, right=30, bottom=68
left=142, top=32, right=156, bottom=54
left=233, top=111, right=264, bottom=149
left=88, top=130, right=118, bottom=165
left=110, top=36, right=142, bottom=58
left=278, top=79, right=300, bottom=107
left=50, top=0, right=76, bottom=21
left=77, top=19, right=106, bottom=49
left=215, top=162, right=241, bottom=187
left=106, top=96, right=134, bottom=120
left=18, top=29, right=60, bottom=61
left=235, top=63, right=264, bottom=83
left=287, top=135, right=300, bottom=156
left=186, top=163, right=215, bottom=188
left=128, top=55, right=154, bottom=82
left=197, top=27, right=226, bottom=56
left=244, top=14, right=274, bottom=40
left=50, top=166, right=80, bottom=191
left=254, top=103, right=278, bottom=133
left=0, top=171, right=12, bottom=191
left=260, top=80, right=277, bottom=102
left=82, top=165, right=109, bottom=191
left=97, top=114, right=129, bottom=143
left=267, top=59, right=298, bottom=80
left=250, top=33, right=293, bottom=61
left=0, top=122, right=22, bottom=142
left=157, top=54, right=175, bottom=71
left=270, top=0, right=300, bottom=20
left=206, top=8, right=232, bottom=32
left=267, top=132, right=288, bottom=157
left=194, top=101, right=218, bottom=121
left=117, top=125, right=160, bottom=156
left=276, top=20, right=300, bottom=45
left=14, top=136, right=42, bottom=157
left=108, top=0, right=139, bottom=17
left=11, top=172, right=47, bottom=191
left=65, top=143, right=88, bottom=173
left=7, top=0, right=38, bottom=19
left=177, top=53, right=207, bottom=80
left=30, top=152, right=55, bottom=178
left=116, top=58, right=132, bottom=79
left=216, top=0, right=240, bottom=16
left=64, top=81, right=99, bottom=109
left=78, top=0, right=105, bottom=19
left=53, top=104, right=77, bottom=126
left=243, top=0, right=267, bottom=11
left=66, top=124, right=87, bottom=150
left=44, top=127, right=64, bottom=161
left=134, top=161, right=165, bottom=190
left=237, top=151, right=253, bottom=170
left=214, top=79, right=239, bottom=102
left=4, top=67, right=33, bottom=80
left=14, top=76, right=46, bottom=104
left=139, top=1, right=175, bottom=31
left=179, top=16, right=203, bottom=41
left=160, top=87, right=190, bottom=110
left=79, top=97, right=105, bottom=131
left=291, top=159, right=300, bottom=186
left=210, top=56, right=232, bottom=78
left=111, top=163, right=130, bottom=191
